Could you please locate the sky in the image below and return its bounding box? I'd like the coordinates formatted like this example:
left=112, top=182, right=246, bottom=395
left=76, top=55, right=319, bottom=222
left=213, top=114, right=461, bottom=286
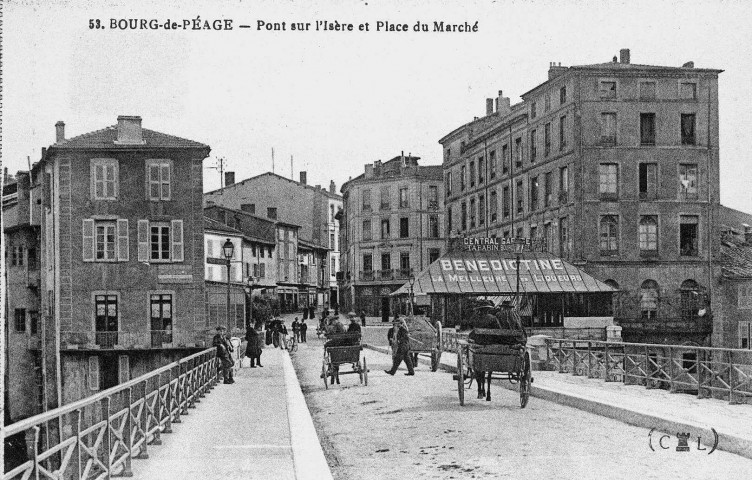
left=3, top=0, right=752, bottom=212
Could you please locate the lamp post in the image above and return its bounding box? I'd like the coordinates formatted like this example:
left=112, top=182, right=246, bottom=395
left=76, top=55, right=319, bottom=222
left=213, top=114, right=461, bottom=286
left=222, top=238, right=235, bottom=332
left=409, top=273, right=416, bottom=317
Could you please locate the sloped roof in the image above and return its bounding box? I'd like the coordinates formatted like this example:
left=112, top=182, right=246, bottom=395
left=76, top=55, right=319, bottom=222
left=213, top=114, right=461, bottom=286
left=204, top=216, right=244, bottom=236
left=205, top=171, right=342, bottom=199
left=298, top=238, right=331, bottom=251
left=392, top=249, right=615, bottom=296
left=720, top=236, right=752, bottom=280
left=203, top=205, right=277, bottom=245
left=53, top=125, right=209, bottom=149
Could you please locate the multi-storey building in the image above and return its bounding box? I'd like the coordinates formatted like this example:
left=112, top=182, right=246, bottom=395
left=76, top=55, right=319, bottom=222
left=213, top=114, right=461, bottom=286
left=3, top=172, right=44, bottom=421
left=3, top=116, right=211, bottom=414
left=340, top=155, right=445, bottom=318
left=204, top=171, right=342, bottom=307
left=441, top=49, right=722, bottom=345
left=203, top=204, right=329, bottom=313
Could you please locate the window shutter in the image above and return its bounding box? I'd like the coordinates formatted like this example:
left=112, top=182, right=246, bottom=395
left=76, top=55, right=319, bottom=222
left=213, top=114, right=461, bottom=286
left=88, top=356, right=100, bottom=391
left=171, top=219, right=184, bottom=262
left=138, top=220, right=149, bottom=262
left=118, top=355, right=130, bottom=384
left=83, top=219, right=95, bottom=261
left=117, top=219, right=129, bottom=261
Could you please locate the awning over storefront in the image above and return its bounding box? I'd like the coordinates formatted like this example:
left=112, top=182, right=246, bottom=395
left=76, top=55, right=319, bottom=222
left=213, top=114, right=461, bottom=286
left=391, top=250, right=615, bottom=296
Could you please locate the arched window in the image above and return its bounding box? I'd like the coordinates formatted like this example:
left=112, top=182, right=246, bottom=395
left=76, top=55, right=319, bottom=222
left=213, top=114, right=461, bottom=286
left=680, top=279, right=702, bottom=320
left=639, top=216, right=658, bottom=253
left=640, top=279, right=659, bottom=319
left=599, top=216, right=619, bottom=254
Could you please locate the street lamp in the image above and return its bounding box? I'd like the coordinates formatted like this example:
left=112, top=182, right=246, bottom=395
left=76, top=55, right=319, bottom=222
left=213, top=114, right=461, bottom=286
left=223, top=238, right=235, bottom=331
left=409, top=273, right=416, bottom=317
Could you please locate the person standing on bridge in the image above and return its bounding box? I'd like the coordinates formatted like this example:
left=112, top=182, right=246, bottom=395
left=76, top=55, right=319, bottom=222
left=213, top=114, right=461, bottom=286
left=245, top=324, right=263, bottom=368
left=213, top=326, right=235, bottom=384
left=300, top=319, right=308, bottom=343
left=384, top=318, right=414, bottom=376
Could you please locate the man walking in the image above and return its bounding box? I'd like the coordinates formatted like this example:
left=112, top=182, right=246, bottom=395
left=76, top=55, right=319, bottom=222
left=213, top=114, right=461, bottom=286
left=292, top=317, right=301, bottom=343
left=300, top=319, right=308, bottom=343
left=384, top=318, right=414, bottom=376
left=213, top=326, right=235, bottom=384
left=360, top=309, right=367, bottom=327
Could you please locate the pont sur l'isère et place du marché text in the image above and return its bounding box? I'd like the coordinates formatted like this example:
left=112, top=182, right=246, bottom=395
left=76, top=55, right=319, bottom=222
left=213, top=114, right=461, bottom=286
left=256, top=20, right=479, bottom=32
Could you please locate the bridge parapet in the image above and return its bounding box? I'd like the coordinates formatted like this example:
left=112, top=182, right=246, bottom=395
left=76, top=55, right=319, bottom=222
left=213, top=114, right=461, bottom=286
left=3, top=348, right=219, bottom=480
left=542, top=338, right=752, bottom=405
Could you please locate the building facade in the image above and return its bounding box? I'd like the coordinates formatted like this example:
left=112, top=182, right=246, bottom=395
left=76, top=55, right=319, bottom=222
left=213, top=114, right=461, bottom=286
left=340, top=155, right=445, bottom=318
left=204, top=171, right=342, bottom=306
left=4, top=116, right=211, bottom=415
left=440, top=49, right=722, bottom=345
left=203, top=204, right=329, bottom=314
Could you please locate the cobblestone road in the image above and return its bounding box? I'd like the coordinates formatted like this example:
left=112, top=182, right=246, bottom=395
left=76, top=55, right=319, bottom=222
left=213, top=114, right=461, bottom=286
left=291, top=337, right=752, bottom=480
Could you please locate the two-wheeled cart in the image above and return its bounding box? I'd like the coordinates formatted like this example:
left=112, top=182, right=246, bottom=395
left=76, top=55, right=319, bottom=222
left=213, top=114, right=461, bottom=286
left=322, top=333, right=367, bottom=389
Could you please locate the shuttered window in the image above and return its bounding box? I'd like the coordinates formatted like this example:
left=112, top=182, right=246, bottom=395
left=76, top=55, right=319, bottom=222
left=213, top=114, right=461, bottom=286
left=146, top=160, right=172, bottom=200
left=137, top=219, right=184, bottom=262
left=84, top=219, right=129, bottom=262
left=88, top=357, right=100, bottom=391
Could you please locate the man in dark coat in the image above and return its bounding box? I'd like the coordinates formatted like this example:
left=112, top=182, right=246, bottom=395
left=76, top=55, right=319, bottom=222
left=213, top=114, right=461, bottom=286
left=360, top=310, right=367, bottom=327
left=292, top=317, right=301, bottom=343
left=384, top=319, right=414, bottom=376
left=213, top=326, right=235, bottom=384
left=346, top=312, right=361, bottom=335
left=300, top=319, right=308, bottom=342
left=245, top=324, right=263, bottom=367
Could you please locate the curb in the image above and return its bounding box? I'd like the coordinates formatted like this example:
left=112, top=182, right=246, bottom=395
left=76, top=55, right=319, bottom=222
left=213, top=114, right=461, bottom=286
left=363, top=344, right=752, bottom=460
left=282, top=351, right=335, bottom=480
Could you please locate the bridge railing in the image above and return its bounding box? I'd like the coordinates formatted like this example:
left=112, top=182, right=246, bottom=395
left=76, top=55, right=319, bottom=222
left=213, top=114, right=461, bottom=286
left=543, top=338, right=752, bottom=405
left=3, top=348, right=218, bottom=480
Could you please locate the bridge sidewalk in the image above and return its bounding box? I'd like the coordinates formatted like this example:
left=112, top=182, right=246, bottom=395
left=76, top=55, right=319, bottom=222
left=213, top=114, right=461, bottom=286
left=366, top=343, right=752, bottom=460
left=130, top=347, right=333, bottom=480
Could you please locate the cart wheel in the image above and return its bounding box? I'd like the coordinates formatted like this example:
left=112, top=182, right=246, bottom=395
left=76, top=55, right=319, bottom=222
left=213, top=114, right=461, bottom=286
left=457, top=345, right=465, bottom=406
left=520, top=351, right=531, bottom=408
left=363, top=357, right=368, bottom=386
left=322, top=361, right=329, bottom=390
left=431, top=350, right=442, bottom=372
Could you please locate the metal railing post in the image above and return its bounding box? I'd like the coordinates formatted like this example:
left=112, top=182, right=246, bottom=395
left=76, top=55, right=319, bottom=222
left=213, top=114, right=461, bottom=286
left=138, top=380, right=149, bottom=458
left=604, top=342, right=611, bottom=382
left=122, top=387, right=134, bottom=476
left=164, top=368, right=174, bottom=431
left=72, top=409, right=82, bottom=479
left=102, top=396, right=112, bottom=479
left=587, top=342, right=593, bottom=378
left=668, top=346, right=676, bottom=393
left=696, top=347, right=705, bottom=399
left=645, top=345, right=651, bottom=388
left=558, top=340, right=564, bottom=373
left=729, top=350, right=736, bottom=404
left=152, top=374, right=163, bottom=446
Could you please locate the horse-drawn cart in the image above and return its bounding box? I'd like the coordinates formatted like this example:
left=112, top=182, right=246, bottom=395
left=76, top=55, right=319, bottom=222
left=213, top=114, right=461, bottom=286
left=322, top=333, right=367, bottom=389
left=403, top=315, right=443, bottom=372
left=455, top=328, right=532, bottom=407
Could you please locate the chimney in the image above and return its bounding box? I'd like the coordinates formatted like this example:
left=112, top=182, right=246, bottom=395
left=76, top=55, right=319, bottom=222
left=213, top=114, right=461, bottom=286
left=224, top=171, right=235, bottom=187
left=548, top=64, right=567, bottom=80
left=55, top=121, right=65, bottom=143
left=115, top=116, right=144, bottom=144
left=364, top=164, right=374, bottom=178
left=486, top=98, right=494, bottom=116
left=496, top=90, right=511, bottom=117
left=612, top=56, right=618, bottom=63
left=329, top=180, right=336, bottom=194
left=620, top=48, right=630, bottom=64
left=299, top=171, right=307, bottom=185
left=241, top=203, right=255, bottom=214
left=682, top=61, right=695, bottom=68
left=41, top=147, right=47, bottom=158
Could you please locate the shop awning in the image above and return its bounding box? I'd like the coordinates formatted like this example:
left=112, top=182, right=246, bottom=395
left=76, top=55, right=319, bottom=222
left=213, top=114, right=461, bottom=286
left=392, top=250, right=615, bottom=296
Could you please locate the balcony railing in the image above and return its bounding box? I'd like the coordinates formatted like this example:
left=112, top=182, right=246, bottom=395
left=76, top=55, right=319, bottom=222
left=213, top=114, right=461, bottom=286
left=395, top=268, right=413, bottom=280
left=379, top=269, right=394, bottom=281
left=360, top=270, right=375, bottom=281
left=60, top=330, right=211, bottom=350
left=3, top=348, right=218, bottom=479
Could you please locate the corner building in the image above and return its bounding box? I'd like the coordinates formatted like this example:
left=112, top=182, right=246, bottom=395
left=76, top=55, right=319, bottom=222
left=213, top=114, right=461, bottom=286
left=441, top=49, right=722, bottom=345
left=340, top=155, right=445, bottom=318
left=22, top=116, right=210, bottom=410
